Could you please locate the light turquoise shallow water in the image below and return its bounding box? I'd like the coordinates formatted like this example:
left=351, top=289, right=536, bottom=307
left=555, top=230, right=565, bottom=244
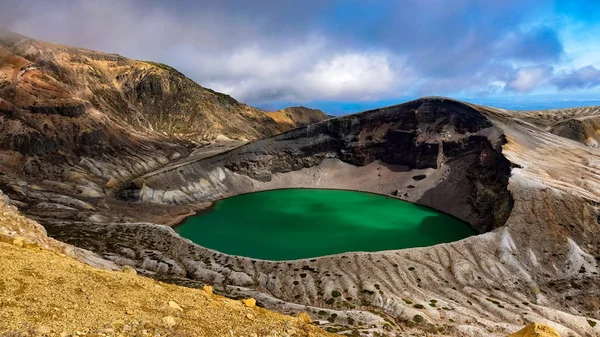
left=175, top=189, right=475, bottom=260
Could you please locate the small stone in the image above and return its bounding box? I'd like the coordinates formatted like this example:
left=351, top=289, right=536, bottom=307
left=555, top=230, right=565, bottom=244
left=246, top=313, right=255, bottom=320
left=112, top=319, right=125, bottom=327
left=203, top=285, right=213, bottom=295
left=250, top=334, right=258, bottom=337
left=12, top=237, right=25, bottom=248
left=163, top=316, right=177, bottom=328
left=126, top=309, right=134, bottom=315
left=37, top=326, right=52, bottom=335
left=121, top=265, right=137, bottom=275
left=105, top=177, right=119, bottom=188
left=169, top=300, right=183, bottom=312
left=144, top=322, right=155, bottom=329
left=60, top=332, right=69, bottom=337
left=296, top=312, right=312, bottom=324
left=242, top=298, right=256, bottom=308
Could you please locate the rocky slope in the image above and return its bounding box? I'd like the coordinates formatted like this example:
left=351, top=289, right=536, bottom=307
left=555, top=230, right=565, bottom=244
left=0, top=30, right=326, bottom=146
left=266, top=106, right=330, bottom=130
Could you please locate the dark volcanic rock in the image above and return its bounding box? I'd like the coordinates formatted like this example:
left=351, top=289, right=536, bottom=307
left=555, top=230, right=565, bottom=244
left=222, top=97, right=496, bottom=178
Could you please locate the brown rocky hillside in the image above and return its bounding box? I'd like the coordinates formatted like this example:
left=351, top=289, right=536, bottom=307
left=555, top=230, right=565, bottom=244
left=266, top=107, right=329, bottom=129
left=0, top=30, right=327, bottom=154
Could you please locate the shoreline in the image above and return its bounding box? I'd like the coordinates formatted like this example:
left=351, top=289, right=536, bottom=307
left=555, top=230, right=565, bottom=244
left=164, top=201, right=214, bottom=227
left=164, top=187, right=474, bottom=232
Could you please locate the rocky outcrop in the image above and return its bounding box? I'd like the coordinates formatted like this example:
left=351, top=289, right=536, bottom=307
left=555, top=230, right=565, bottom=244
left=0, top=189, right=117, bottom=270
left=509, top=323, right=561, bottom=337
left=265, top=106, right=329, bottom=129
left=550, top=117, right=600, bottom=147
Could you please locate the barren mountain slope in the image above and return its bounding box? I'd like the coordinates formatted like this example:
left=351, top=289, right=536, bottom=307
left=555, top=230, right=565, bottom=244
left=0, top=30, right=325, bottom=146
left=266, top=106, right=330, bottom=129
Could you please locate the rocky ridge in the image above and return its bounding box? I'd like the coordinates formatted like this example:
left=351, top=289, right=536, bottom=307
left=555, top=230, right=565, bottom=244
left=266, top=106, right=330, bottom=130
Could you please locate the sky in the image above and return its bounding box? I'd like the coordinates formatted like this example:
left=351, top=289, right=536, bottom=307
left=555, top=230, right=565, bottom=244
left=2, top=0, right=600, bottom=114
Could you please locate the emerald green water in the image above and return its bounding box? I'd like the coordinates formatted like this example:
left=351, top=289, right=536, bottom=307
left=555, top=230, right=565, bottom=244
left=175, top=189, right=475, bottom=260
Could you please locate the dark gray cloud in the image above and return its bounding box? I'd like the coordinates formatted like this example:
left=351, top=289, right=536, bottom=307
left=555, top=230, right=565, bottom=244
left=552, top=66, right=600, bottom=90
left=0, top=0, right=579, bottom=104
left=497, top=27, right=563, bottom=62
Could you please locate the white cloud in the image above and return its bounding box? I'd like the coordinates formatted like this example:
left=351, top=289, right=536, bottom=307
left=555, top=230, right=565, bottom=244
left=5, top=0, right=600, bottom=103
left=6, top=0, right=407, bottom=103
left=303, top=53, right=397, bottom=100
left=183, top=38, right=405, bottom=102
left=506, top=66, right=553, bottom=92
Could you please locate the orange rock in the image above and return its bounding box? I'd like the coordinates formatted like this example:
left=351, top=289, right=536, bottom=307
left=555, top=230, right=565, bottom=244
left=509, top=322, right=561, bottom=337
left=296, top=312, right=312, bottom=324
left=242, top=298, right=256, bottom=308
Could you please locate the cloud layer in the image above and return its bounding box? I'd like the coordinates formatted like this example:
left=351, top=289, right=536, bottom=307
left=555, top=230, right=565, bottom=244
left=1, top=0, right=600, bottom=106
